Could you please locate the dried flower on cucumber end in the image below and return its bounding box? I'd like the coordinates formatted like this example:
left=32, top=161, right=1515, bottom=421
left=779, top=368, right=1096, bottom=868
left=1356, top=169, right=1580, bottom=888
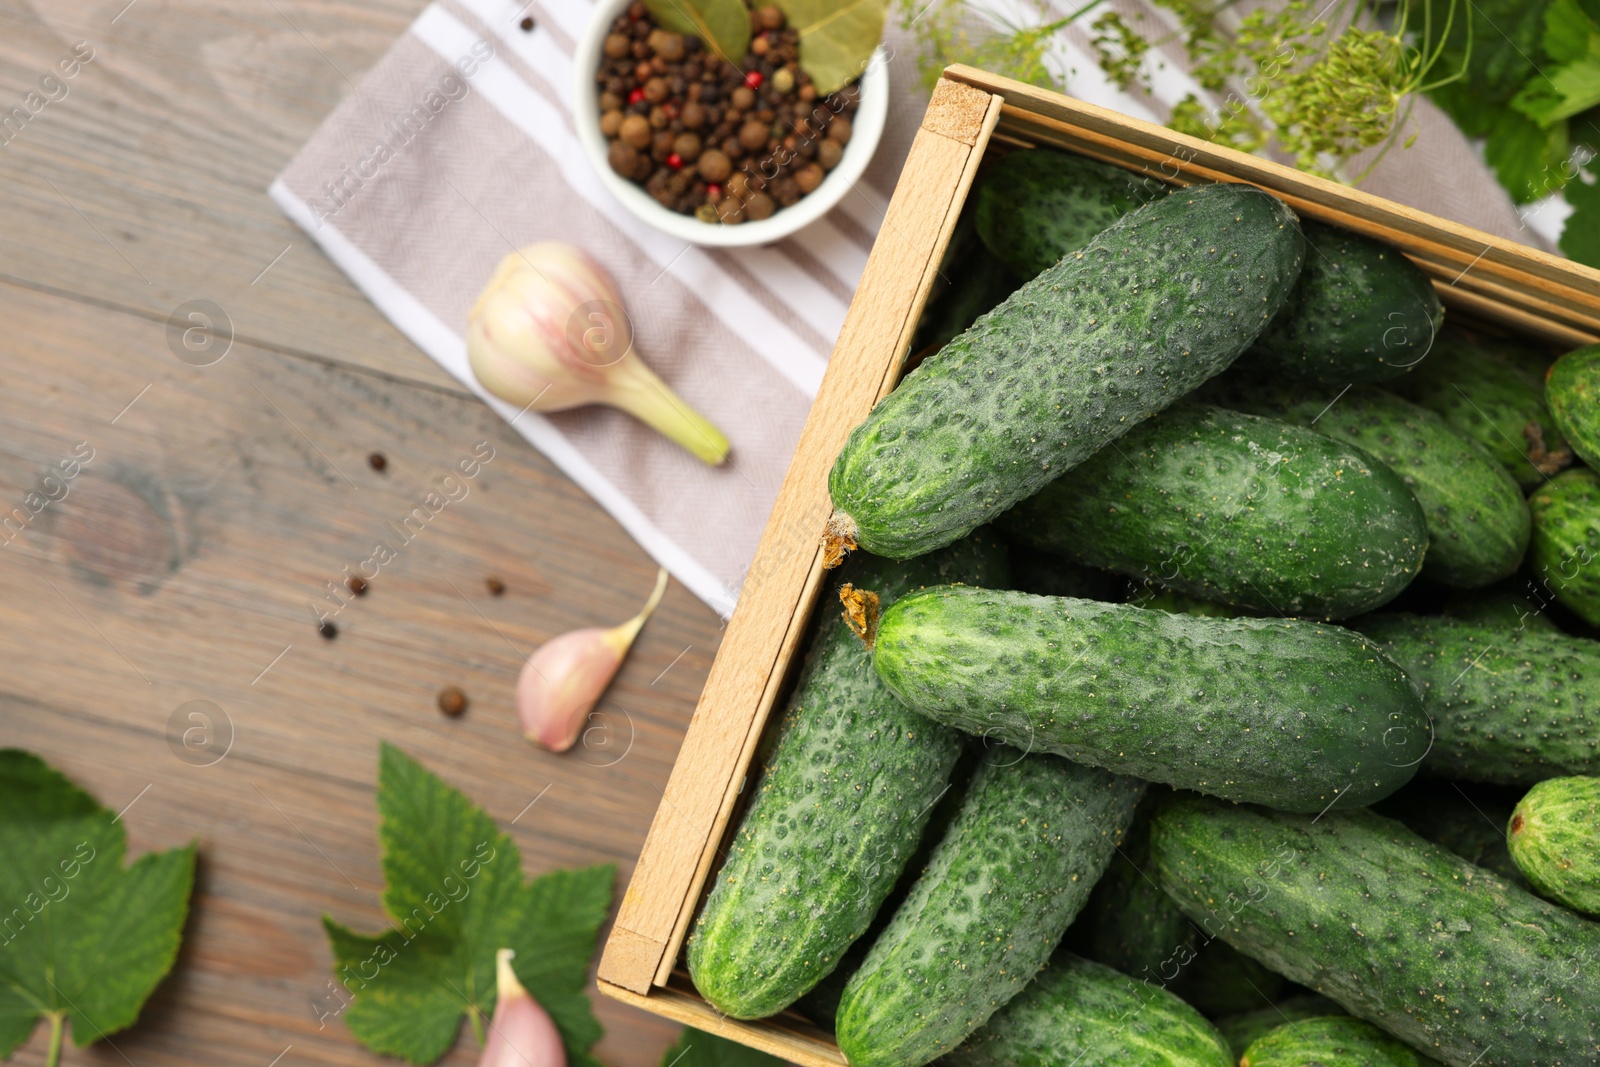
left=839, top=583, right=880, bottom=649
left=822, top=512, right=859, bottom=569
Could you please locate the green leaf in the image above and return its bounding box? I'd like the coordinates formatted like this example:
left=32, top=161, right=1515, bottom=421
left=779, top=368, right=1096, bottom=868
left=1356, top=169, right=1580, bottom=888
left=325, top=743, right=614, bottom=1065
left=1545, top=0, right=1599, bottom=62
left=0, top=750, right=195, bottom=1057
left=777, top=0, right=892, bottom=96
left=660, top=1027, right=786, bottom=1067
left=644, top=0, right=751, bottom=65
left=1561, top=170, right=1600, bottom=266
left=1513, top=51, right=1600, bottom=126
left=1485, top=106, right=1573, bottom=202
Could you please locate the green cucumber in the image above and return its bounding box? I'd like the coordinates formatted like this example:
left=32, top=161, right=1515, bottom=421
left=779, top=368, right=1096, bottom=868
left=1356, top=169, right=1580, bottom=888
left=686, top=536, right=1008, bottom=1019
left=1216, top=996, right=1346, bottom=1058
left=973, top=147, right=1166, bottom=278
left=1149, top=796, right=1600, bottom=1067
left=1063, top=786, right=1198, bottom=982
left=871, top=586, right=1428, bottom=812
left=1241, top=1017, right=1440, bottom=1067
left=1530, top=468, right=1600, bottom=626
left=1212, top=385, right=1528, bottom=588
left=1544, top=344, right=1600, bottom=467
left=796, top=750, right=979, bottom=1028
left=1000, top=403, right=1428, bottom=617
left=834, top=751, right=1143, bottom=1067
left=1509, top=775, right=1600, bottom=915
left=1359, top=613, right=1600, bottom=784
left=1374, top=781, right=1526, bottom=885
left=827, top=184, right=1305, bottom=561
left=1241, top=220, right=1442, bottom=386
left=945, top=954, right=1233, bottom=1067
left=1393, top=334, right=1571, bottom=490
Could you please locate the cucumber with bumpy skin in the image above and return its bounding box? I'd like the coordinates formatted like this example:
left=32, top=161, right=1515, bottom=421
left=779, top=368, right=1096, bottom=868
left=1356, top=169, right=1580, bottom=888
left=1374, top=781, right=1526, bottom=886
left=1000, top=403, right=1428, bottom=617
left=1063, top=786, right=1197, bottom=983
left=1149, top=797, right=1600, bottom=1067
left=1216, top=996, right=1346, bottom=1058
left=1211, top=385, right=1528, bottom=588
left=945, top=954, right=1233, bottom=1067
left=827, top=184, right=1305, bottom=562
left=834, top=750, right=1143, bottom=1067
left=1240, top=220, right=1442, bottom=386
left=1359, top=614, right=1600, bottom=784
left=1544, top=344, right=1600, bottom=467
left=1509, top=775, right=1600, bottom=915
left=872, top=587, right=1428, bottom=812
left=1529, top=468, right=1600, bottom=626
left=1393, top=334, right=1570, bottom=489
left=1241, top=1017, right=1440, bottom=1067
left=686, top=537, right=1008, bottom=1020
left=973, top=147, right=1166, bottom=278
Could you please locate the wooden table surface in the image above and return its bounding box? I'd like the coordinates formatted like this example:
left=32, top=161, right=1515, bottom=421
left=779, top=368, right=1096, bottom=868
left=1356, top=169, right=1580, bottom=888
left=0, top=1, right=719, bottom=1063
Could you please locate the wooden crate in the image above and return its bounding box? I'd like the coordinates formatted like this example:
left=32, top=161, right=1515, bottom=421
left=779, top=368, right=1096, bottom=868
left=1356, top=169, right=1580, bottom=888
left=597, top=65, right=1600, bottom=1062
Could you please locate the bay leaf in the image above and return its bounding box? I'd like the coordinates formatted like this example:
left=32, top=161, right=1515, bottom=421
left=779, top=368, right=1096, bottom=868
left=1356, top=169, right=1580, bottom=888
left=643, top=0, right=752, bottom=66
left=777, top=0, right=891, bottom=95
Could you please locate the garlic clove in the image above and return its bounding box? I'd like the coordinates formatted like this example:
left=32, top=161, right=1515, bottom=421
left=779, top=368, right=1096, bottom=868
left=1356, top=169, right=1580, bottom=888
left=518, top=568, right=669, bottom=753
left=467, top=242, right=730, bottom=465
left=478, top=949, right=565, bottom=1067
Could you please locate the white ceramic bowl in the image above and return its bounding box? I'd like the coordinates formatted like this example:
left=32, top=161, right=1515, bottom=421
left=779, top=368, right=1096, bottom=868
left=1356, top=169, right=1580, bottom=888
left=572, top=0, right=888, bottom=248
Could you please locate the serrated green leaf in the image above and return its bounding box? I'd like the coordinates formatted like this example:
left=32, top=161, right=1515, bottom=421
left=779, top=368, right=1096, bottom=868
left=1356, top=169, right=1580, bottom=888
left=1561, top=171, right=1600, bottom=265
left=660, top=1027, right=786, bottom=1067
left=325, top=743, right=614, bottom=1065
left=644, top=0, right=751, bottom=65
left=1485, top=106, right=1573, bottom=202
left=0, top=750, right=195, bottom=1057
left=777, top=0, right=891, bottom=95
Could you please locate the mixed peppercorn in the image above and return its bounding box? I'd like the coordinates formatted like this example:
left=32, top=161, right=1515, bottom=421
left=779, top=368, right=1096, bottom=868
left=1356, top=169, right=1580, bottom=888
left=595, top=2, right=861, bottom=224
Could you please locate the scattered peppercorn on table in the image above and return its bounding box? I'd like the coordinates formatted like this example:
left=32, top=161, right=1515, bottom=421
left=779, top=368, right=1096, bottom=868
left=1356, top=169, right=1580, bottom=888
left=0, top=2, right=707, bottom=1064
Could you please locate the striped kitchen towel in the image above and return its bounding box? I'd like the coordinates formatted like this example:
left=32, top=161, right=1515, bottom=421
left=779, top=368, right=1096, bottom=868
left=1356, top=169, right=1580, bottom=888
left=271, top=0, right=1531, bottom=615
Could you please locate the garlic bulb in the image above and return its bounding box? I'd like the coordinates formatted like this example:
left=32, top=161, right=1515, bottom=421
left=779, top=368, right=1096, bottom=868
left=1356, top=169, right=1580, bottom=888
left=468, top=243, right=729, bottom=465
left=518, top=567, right=668, bottom=752
left=477, top=949, right=565, bottom=1067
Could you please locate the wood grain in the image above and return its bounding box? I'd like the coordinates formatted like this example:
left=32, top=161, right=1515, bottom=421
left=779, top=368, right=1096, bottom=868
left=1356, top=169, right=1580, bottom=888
left=0, top=1, right=719, bottom=1057
left=0, top=0, right=462, bottom=394
left=596, top=79, right=1000, bottom=997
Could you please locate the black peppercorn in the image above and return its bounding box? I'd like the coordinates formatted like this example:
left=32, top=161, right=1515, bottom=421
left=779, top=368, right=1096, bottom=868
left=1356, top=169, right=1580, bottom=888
left=438, top=687, right=468, bottom=716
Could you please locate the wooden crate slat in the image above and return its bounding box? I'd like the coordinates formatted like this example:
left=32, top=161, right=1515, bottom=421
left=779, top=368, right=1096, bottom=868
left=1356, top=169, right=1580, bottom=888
left=597, top=77, right=1002, bottom=997
left=599, top=980, right=847, bottom=1066
left=652, top=92, right=1006, bottom=988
